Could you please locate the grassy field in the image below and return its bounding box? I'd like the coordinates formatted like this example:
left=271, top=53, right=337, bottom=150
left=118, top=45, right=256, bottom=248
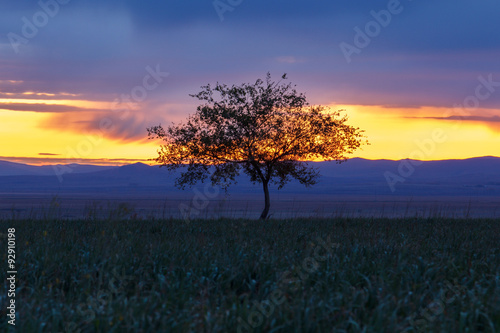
left=0, top=217, right=499, bottom=332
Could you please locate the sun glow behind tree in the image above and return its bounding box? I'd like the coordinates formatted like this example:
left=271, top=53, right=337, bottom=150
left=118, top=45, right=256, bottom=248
left=148, top=73, right=368, bottom=219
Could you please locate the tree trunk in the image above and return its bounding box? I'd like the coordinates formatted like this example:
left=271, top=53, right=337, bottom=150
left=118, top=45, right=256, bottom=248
left=260, top=181, right=270, bottom=220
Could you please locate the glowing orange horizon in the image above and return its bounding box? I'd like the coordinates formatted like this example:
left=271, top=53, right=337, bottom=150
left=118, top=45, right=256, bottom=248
left=2, top=97, right=500, bottom=165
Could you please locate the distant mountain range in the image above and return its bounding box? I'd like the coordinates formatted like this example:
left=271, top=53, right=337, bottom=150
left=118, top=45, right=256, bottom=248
left=1, top=157, right=500, bottom=197
left=0, top=160, right=114, bottom=176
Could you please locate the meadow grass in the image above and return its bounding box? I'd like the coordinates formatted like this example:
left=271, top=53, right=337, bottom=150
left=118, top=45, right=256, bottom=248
left=0, top=217, right=499, bottom=332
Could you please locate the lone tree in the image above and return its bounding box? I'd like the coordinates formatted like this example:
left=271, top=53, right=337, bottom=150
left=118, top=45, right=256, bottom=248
left=148, top=73, right=367, bottom=219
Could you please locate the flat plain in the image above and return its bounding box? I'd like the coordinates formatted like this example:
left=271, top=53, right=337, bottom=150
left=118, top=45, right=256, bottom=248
left=1, top=216, right=498, bottom=332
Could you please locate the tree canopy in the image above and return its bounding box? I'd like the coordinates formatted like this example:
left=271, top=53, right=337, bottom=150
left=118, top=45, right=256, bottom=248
left=148, top=73, right=367, bottom=219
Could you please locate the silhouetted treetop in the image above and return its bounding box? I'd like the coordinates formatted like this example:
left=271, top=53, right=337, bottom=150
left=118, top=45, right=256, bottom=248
left=148, top=73, right=367, bottom=219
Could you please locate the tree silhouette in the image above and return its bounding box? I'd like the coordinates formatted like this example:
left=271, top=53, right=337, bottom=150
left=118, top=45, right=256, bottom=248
left=148, top=73, right=367, bottom=219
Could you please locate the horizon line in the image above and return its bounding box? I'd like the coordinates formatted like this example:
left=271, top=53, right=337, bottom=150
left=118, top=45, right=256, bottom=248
left=1, top=155, right=500, bottom=167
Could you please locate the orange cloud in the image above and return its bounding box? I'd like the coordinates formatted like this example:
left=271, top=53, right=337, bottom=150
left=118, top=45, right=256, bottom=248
left=39, top=110, right=152, bottom=143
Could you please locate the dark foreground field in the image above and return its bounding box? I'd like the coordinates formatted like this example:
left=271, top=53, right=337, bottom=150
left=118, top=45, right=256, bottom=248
left=1, top=217, right=499, bottom=332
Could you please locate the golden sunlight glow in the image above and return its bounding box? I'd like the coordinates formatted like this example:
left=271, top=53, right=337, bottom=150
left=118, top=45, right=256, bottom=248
left=2, top=102, right=500, bottom=165
left=331, top=104, right=500, bottom=160
left=1, top=102, right=155, bottom=165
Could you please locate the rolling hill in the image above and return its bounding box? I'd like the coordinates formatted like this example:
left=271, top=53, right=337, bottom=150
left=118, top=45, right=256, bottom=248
left=1, top=157, right=500, bottom=197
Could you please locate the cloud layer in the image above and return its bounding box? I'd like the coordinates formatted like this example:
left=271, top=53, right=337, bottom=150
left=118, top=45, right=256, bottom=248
left=1, top=0, right=500, bottom=162
left=2, top=1, right=499, bottom=108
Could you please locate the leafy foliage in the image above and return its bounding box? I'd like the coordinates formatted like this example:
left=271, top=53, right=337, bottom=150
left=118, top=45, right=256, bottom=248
left=148, top=73, right=367, bottom=218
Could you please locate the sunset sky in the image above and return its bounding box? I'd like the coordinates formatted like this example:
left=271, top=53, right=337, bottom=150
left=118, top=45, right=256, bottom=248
left=1, top=0, right=500, bottom=165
